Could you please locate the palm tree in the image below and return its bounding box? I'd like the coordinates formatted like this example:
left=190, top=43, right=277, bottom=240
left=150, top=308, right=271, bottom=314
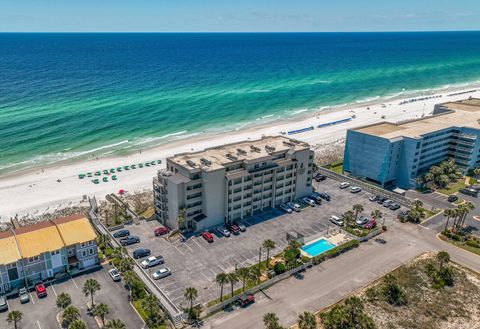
left=6, top=310, right=22, bottom=329
left=436, top=251, right=450, bottom=270
left=97, top=234, right=111, bottom=251
left=459, top=201, right=475, bottom=228
left=111, top=247, right=126, bottom=260
left=236, top=267, right=251, bottom=292
left=352, top=204, right=364, bottom=220
left=92, top=302, right=109, bottom=326
left=184, top=287, right=198, bottom=316
left=262, top=239, right=276, bottom=269
left=83, top=278, right=101, bottom=307
left=68, top=320, right=87, bottom=329
left=62, top=305, right=80, bottom=328
left=412, top=199, right=423, bottom=211
left=371, top=209, right=384, bottom=226
left=141, top=295, right=159, bottom=320
left=105, top=319, right=127, bottom=329
left=263, top=312, right=282, bottom=329
left=298, top=311, right=316, bottom=329
left=118, top=257, right=134, bottom=272
left=56, top=292, right=72, bottom=309
left=257, top=246, right=262, bottom=283
left=443, top=208, right=455, bottom=232
left=341, top=210, right=355, bottom=228
left=215, top=273, right=228, bottom=302
left=227, top=272, right=238, bottom=298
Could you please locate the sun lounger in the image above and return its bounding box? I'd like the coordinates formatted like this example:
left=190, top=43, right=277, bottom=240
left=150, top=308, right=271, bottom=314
left=112, top=175, right=117, bottom=181
left=110, top=168, right=115, bottom=173
left=157, top=160, right=162, bottom=164
left=139, top=163, right=144, bottom=168
left=103, top=169, right=109, bottom=175
left=103, top=177, right=108, bottom=182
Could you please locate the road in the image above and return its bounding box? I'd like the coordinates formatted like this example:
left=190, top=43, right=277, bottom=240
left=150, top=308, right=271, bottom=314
left=202, top=214, right=480, bottom=329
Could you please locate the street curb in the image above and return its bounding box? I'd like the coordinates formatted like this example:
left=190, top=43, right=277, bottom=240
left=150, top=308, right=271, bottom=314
left=56, top=311, right=63, bottom=328
left=129, top=301, right=146, bottom=325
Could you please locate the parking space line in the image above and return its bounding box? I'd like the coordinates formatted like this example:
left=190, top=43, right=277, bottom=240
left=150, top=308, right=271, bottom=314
left=71, top=277, right=79, bottom=289
left=419, top=225, right=430, bottom=230
left=173, top=244, right=186, bottom=256
left=161, top=281, right=178, bottom=289
left=191, top=237, right=206, bottom=251
left=30, top=293, right=35, bottom=304
left=50, top=283, right=58, bottom=297
left=37, top=321, right=42, bottom=329
left=201, top=272, right=213, bottom=283
left=5, top=299, right=9, bottom=311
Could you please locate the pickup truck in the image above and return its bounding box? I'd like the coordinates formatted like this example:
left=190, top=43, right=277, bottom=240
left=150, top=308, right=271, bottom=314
left=141, top=256, right=164, bottom=269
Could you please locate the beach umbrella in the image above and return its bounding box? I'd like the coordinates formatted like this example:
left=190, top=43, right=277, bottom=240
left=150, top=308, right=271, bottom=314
left=119, top=189, right=125, bottom=195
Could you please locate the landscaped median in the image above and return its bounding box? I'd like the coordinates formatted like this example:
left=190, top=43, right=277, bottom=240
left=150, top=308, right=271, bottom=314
left=439, top=231, right=480, bottom=256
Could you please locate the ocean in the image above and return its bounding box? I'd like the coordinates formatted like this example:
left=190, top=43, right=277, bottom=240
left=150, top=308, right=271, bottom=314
left=1, top=32, right=480, bottom=174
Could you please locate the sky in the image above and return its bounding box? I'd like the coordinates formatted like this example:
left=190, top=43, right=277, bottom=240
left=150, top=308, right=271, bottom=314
left=1, top=0, right=479, bottom=32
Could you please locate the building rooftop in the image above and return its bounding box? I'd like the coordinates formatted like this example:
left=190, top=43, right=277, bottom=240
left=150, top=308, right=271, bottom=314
left=15, top=222, right=65, bottom=259
left=54, top=215, right=97, bottom=247
left=354, top=98, right=480, bottom=139
left=170, top=136, right=310, bottom=172
left=0, top=231, right=21, bottom=265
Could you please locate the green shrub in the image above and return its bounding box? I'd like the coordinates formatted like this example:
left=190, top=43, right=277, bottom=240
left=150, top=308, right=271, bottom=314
left=273, top=262, right=286, bottom=275
left=466, top=240, right=480, bottom=248
left=312, top=240, right=359, bottom=265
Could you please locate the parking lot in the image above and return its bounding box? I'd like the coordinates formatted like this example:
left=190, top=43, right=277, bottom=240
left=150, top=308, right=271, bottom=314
left=0, top=267, right=144, bottom=329
left=116, top=177, right=403, bottom=309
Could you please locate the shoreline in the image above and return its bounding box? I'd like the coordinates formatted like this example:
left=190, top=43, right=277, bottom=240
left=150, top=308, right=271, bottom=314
left=1, top=83, right=480, bottom=220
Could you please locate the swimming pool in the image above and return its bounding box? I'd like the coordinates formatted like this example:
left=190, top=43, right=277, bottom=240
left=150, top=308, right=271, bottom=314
left=301, top=239, right=336, bottom=257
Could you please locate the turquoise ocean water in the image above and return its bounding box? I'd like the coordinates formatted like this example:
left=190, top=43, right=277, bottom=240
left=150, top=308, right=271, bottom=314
left=1, top=32, right=480, bottom=174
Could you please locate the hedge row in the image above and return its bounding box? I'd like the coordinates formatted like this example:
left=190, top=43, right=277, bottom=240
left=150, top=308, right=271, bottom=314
left=312, top=240, right=360, bottom=265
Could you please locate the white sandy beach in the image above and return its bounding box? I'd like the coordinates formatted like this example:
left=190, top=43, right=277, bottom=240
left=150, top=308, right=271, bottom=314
left=1, top=87, right=479, bottom=221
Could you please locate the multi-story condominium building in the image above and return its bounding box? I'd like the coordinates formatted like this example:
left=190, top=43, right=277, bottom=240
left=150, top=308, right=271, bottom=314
left=343, top=98, right=480, bottom=189
left=0, top=214, right=98, bottom=294
left=153, top=136, right=314, bottom=232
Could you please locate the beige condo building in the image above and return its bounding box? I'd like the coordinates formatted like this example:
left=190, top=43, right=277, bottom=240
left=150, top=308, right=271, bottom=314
left=153, top=136, right=314, bottom=232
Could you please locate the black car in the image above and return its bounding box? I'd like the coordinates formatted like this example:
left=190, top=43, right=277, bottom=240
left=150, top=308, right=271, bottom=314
left=318, top=192, right=331, bottom=201
left=113, top=229, right=130, bottom=238
left=377, top=196, right=387, bottom=204
left=397, top=210, right=410, bottom=220
left=314, top=174, right=327, bottom=182
left=120, top=235, right=140, bottom=246
left=447, top=195, right=458, bottom=202
left=133, top=248, right=151, bottom=259
left=459, top=188, right=478, bottom=197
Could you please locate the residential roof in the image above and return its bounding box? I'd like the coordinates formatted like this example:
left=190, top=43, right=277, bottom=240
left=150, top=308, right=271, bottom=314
left=15, top=222, right=65, bottom=259
left=170, top=135, right=310, bottom=172
left=54, top=216, right=97, bottom=246
left=353, top=98, right=480, bottom=139
left=0, top=231, right=21, bottom=265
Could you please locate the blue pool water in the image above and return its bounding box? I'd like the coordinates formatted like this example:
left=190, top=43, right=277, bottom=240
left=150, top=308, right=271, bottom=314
left=301, top=239, right=336, bottom=257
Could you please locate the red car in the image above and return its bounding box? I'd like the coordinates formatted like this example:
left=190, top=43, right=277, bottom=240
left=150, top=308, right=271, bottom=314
left=363, top=219, right=377, bottom=230
left=154, top=227, right=170, bottom=236
left=238, top=294, right=255, bottom=307
left=228, top=224, right=240, bottom=235
left=201, top=231, right=214, bottom=243
left=35, top=282, right=47, bottom=298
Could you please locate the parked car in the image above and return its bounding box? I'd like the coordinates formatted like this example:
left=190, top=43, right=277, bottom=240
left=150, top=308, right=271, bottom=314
left=19, top=287, right=29, bottom=304
left=363, top=219, right=377, bottom=229
left=120, top=235, right=140, bottom=246
left=113, top=229, right=130, bottom=238
left=238, top=294, right=255, bottom=307
left=218, top=227, right=231, bottom=237
left=302, top=197, right=316, bottom=207
left=154, top=227, right=170, bottom=236
left=236, top=223, right=247, bottom=232
left=287, top=202, right=301, bottom=212
left=377, top=196, right=387, bottom=204
left=202, top=231, right=214, bottom=243
left=382, top=199, right=393, bottom=207
left=459, top=188, right=478, bottom=197
left=339, top=182, right=350, bottom=189
left=369, top=195, right=378, bottom=202
left=279, top=203, right=293, bottom=214
left=141, top=256, right=164, bottom=269
left=350, top=186, right=362, bottom=193
left=329, top=215, right=344, bottom=226
left=35, top=282, right=47, bottom=298
left=152, top=268, right=171, bottom=280
left=397, top=210, right=410, bottom=220
left=228, top=223, right=240, bottom=235
left=355, top=216, right=369, bottom=226
left=108, top=268, right=121, bottom=282
left=317, top=192, right=331, bottom=201
left=0, top=295, right=7, bottom=312
left=133, top=248, right=151, bottom=259
left=447, top=195, right=459, bottom=202
left=389, top=203, right=401, bottom=210
left=314, top=173, right=327, bottom=181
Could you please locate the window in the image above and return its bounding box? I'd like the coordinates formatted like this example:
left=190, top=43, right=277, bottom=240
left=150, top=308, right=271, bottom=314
left=28, top=256, right=40, bottom=263
left=89, top=248, right=94, bottom=255
left=82, top=251, right=87, bottom=257
left=50, top=250, right=60, bottom=256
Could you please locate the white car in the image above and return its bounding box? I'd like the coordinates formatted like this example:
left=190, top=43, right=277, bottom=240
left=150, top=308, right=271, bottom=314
left=279, top=204, right=293, bottom=213
left=287, top=202, right=301, bottom=212
left=350, top=186, right=362, bottom=193
left=329, top=215, right=344, bottom=226
left=152, top=268, right=171, bottom=280
left=218, top=227, right=231, bottom=237
left=339, top=182, right=350, bottom=189
left=302, top=197, right=316, bottom=207
left=141, top=256, right=164, bottom=269
left=108, top=268, right=121, bottom=282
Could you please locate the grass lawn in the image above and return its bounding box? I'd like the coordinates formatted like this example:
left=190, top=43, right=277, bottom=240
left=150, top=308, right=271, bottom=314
left=132, top=299, right=167, bottom=329
left=454, top=198, right=465, bottom=205
left=438, top=234, right=480, bottom=256
left=438, top=179, right=467, bottom=195
left=139, top=206, right=155, bottom=218
left=422, top=208, right=442, bottom=219
left=345, top=226, right=371, bottom=237
left=323, top=161, right=343, bottom=174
